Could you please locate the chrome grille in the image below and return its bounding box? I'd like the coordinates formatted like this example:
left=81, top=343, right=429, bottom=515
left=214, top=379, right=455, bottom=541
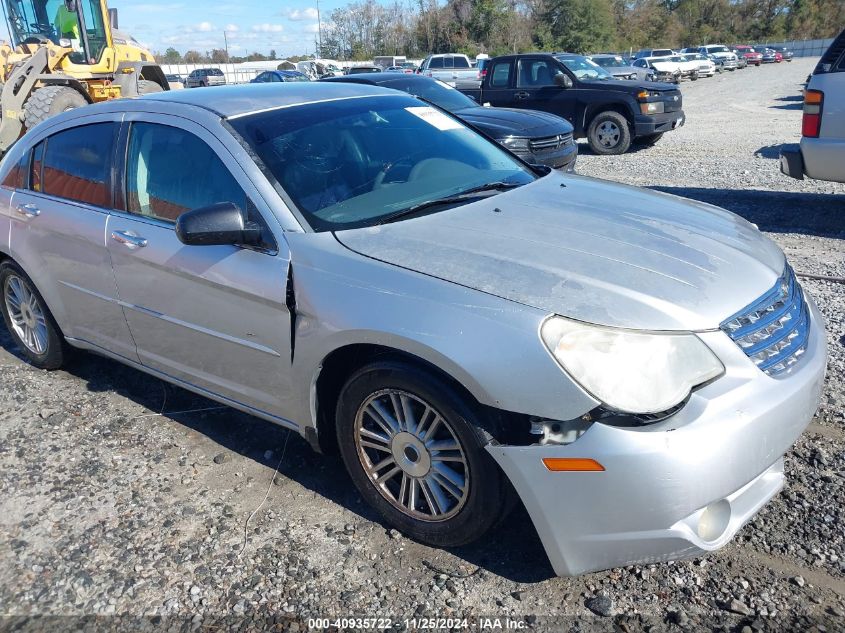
left=529, top=133, right=573, bottom=152
left=720, top=266, right=810, bottom=376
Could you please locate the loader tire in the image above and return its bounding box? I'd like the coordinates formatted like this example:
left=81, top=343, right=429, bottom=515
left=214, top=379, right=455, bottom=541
left=23, top=86, right=87, bottom=129
left=137, top=80, right=164, bottom=95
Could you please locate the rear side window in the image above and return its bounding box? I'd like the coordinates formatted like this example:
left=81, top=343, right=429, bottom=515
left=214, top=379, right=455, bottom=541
left=490, top=62, right=511, bottom=87
left=41, top=123, right=116, bottom=207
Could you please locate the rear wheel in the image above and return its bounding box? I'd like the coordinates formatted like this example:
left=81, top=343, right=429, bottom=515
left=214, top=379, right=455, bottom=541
left=587, top=111, right=631, bottom=155
left=0, top=262, right=66, bottom=369
left=335, top=360, right=508, bottom=547
left=23, top=86, right=87, bottom=129
left=137, top=79, right=164, bottom=95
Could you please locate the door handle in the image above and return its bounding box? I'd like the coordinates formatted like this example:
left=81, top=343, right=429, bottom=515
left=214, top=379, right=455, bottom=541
left=514, top=91, right=530, bottom=99
left=15, top=203, right=40, bottom=218
left=111, top=230, right=148, bottom=248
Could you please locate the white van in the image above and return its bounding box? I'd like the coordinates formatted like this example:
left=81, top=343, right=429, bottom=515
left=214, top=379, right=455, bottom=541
left=780, top=28, right=845, bottom=183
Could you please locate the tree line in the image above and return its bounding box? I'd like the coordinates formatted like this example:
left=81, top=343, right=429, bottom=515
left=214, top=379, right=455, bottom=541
left=154, top=0, right=844, bottom=63
left=319, top=0, right=843, bottom=60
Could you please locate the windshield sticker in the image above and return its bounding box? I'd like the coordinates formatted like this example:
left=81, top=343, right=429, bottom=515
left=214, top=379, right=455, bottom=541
left=405, top=106, right=462, bottom=131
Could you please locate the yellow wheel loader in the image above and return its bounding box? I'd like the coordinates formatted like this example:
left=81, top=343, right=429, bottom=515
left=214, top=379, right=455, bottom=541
left=0, top=0, right=169, bottom=152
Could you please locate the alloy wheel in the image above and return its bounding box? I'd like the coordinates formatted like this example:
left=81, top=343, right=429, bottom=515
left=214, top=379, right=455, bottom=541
left=597, top=121, right=621, bottom=148
left=354, top=389, right=469, bottom=521
left=4, top=274, right=48, bottom=355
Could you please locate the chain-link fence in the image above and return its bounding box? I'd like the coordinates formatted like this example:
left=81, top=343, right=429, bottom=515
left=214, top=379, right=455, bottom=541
left=752, top=37, right=835, bottom=57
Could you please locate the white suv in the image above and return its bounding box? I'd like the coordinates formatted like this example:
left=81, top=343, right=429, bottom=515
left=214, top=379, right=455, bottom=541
left=780, top=28, right=845, bottom=183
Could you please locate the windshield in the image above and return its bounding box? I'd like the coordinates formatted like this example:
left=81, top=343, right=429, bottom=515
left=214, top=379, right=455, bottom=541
left=383, top=78, right=478, bottom=113
left=707, top=46, right=729, bottom=53
left=555, top=55, right=614, bottom=80
left=230, top=95, right=534, bottom=231
left=592, top=56, right=626, bottom=68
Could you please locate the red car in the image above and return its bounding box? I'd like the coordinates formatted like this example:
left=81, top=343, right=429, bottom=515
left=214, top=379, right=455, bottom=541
left=733, top=45, right=763, bottom=66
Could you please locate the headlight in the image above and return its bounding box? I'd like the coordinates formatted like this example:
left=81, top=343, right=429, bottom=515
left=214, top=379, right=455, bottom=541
left=640, top=101, right=664, bottom=115
left=540, top=316, right=724, bottom=414
left=501, top=137, right=530, bottom=152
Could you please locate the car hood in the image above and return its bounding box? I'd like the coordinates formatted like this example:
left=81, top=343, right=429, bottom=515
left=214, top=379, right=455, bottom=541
left=580, top=77, right=678, bottom=92
left=456, top=106, right=573, bottom=138
left=335, top=174, right=785, bottom=331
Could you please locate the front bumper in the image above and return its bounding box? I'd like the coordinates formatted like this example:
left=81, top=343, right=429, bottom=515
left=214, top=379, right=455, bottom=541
left=634, top=110, right=685, bottom=136
left=488, top=298, right=826, bottom=576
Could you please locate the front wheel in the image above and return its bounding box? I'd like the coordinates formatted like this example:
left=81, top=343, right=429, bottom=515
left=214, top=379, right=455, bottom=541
left=0, top=262, right=66, bottom=369
left=335, top=360, right=509, bottom=547
left=587, top=111, right=632, bottom=155
left=23, top=85, right=87, bottom=129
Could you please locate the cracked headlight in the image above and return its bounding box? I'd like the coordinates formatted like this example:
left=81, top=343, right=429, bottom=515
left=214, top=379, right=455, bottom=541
left=540, top=316, right=724, bottom=415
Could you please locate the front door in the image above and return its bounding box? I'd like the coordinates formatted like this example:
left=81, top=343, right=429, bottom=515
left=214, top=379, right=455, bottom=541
left=106, top=115, right=294, bottom=419
left=513, top=57, right=577, bottom=125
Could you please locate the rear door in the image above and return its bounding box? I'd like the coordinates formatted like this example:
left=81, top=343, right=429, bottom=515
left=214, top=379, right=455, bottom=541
left=480, top=58, right=516, bottom=107
left=6, top=117, right=138, bottom=360
left=106, top=114, right=295, bottom=419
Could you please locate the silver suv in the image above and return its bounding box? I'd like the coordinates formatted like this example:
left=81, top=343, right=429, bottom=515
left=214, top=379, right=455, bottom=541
left=780, top=28, right=845, bottom=183
left=0, top=83, right=826, bottom=576
left=186, top=67, right=226, bottom=88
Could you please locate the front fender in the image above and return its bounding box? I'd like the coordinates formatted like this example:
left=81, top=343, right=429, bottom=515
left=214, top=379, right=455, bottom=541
left=284, top=232, right=599, bottom=433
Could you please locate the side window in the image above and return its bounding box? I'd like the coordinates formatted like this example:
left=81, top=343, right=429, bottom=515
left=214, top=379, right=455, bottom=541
left=41, top=123, right=116, bottom=207
left=428, top=57, right=443, bottom=69
left=517, top=59, right=555, bottom=87
left=633, top=59, right=645, bottom=68
left=490, top=62, right=511, bottom=87
left=453, top=56, right=470, bottom=69
left=1, top=151, right=28, bottom=190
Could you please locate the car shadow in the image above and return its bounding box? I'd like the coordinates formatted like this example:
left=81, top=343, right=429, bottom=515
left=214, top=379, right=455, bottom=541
left=770, top=102, right=803, bottom=110
left=0, top=327, right=554, bottom=583
left=650, top=186, right=845, bottom=239
left=754, top=144, right=782, bottom=159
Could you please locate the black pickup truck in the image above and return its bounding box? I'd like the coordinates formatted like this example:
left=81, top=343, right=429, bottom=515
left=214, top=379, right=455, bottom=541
left=458, top=52, right=685, bottom=154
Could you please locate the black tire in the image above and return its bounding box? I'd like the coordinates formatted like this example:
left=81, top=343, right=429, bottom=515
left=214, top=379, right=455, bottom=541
left=587, top=110, right=632, bottom=155
left=137, top=79, right=164, bottom=95
left=637, top=132, right=664, bottom=146
left=335, top=359, right=508, bottom=547
left=23, top=85, right=87, bottom=129
left=0, top=261, right=66, bottom=370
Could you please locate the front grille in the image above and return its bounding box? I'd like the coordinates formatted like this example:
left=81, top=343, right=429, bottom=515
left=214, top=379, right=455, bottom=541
left=721, top=266, right=810, bottom=376
left=529, top=133, right=573, bottom=152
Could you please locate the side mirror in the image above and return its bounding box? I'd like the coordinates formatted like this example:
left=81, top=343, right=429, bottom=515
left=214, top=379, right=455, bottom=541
left=108, top=7, right=118, bottom=29
left=175, top=202, right=262, bottom=247
left=554, top=72, right=573, bottom=89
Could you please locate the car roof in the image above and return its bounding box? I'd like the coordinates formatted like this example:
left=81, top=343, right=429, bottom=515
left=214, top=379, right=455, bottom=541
left=323, top=73, right=435, bottom=88
left=129, top=82, right=402, bottom=118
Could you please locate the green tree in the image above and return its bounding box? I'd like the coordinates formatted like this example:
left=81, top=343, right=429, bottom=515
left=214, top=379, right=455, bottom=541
left=162, top=47, right=181, bottom=63
left=541, top=0, right=615, bottom=52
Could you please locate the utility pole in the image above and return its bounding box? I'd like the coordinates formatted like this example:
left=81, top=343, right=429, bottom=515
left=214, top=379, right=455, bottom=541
left=316, top=0, right=322, bottom=58
left=223, top=30, right=230, bottom=62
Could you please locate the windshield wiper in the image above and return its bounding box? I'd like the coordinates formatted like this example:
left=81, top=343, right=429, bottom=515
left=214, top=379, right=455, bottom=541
left=376, top=181, right=522, bottom=225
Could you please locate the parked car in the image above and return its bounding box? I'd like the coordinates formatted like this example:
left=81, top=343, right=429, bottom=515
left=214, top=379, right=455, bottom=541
left=667, top=54, right=701, bottom=80
left=164, top=74, right=184, bottom=90
left=323, top=73, right=577, bottom=171
left=418, top=54, right=478, bottom=85
left=587, top=54, right=654, bottom=81
left=681, top=53, right=716, bottom=77
left=753, top=46, right=779, bottom=63
left=780, top=28, right=845, bottom=183
left=632, top=56, right=683, bottom=83
left=733, top=53, right=748, bottom=69
left=185, top=67, right=226, bottom=88
left=0, top=82, right=825, bottom=578
left=698, top=45, right=739, bottom=70
left=250, top=70, right=310, bottom=83
left=346, top=66, right=383, bottom=75
left=733, top=45, right=763, bottom=66
left=632, top=48, right=675, bottom=60
left=459, top=53, right=685, bottom=154
left=770, top=46, right=794, bottom=62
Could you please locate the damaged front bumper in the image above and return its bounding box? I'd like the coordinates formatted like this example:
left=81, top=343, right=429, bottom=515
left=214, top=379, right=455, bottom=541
left=487, top=299, right=826, bottom=576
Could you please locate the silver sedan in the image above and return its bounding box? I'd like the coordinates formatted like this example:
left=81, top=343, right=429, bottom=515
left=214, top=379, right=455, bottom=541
left=0, top=83, right=827, bottom=576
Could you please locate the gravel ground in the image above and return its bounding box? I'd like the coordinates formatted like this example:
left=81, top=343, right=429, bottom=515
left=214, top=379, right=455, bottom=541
left=1, top=57, right=844, bottom=633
